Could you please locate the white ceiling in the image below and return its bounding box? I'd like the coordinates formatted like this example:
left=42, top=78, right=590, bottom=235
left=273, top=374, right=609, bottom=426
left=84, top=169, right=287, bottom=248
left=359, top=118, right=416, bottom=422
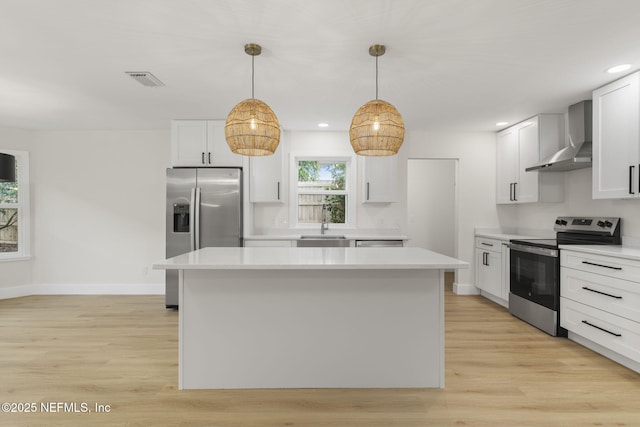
left=2, top=0, right=640, bottom=133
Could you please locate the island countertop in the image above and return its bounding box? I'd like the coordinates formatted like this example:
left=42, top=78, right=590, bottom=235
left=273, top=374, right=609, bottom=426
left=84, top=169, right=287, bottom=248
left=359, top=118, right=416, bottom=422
left=153, top=246, right=469, bottom=271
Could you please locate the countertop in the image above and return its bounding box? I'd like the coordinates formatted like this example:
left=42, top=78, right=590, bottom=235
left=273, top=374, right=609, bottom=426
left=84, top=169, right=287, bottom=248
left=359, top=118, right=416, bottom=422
left=475, top=232, right=541, bottom=241
left=245, top=234, right=408, bottom=241
left=560, top=244, right=640, bottom=261
left=153, top=247, right=468, bottom=271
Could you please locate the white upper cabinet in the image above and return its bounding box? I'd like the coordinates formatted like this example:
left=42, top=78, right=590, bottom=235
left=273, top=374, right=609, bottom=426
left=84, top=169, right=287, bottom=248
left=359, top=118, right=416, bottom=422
left=362, top=156, right=398, bottom=203
left=495, top=114, right=564, bottom=204
left=593, top=72, right=640, bottom=199
left=171, top=120, right=243, bottom=167
left=496, top=127, right=518, bottom=203
left=249, top=142, right=284, bottom=203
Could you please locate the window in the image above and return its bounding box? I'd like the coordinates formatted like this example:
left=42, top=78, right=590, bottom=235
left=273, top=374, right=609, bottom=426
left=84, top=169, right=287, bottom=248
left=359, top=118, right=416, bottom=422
left=0, top=150, right=30, bottom=260
left=292, top=157, right=354, bottom=228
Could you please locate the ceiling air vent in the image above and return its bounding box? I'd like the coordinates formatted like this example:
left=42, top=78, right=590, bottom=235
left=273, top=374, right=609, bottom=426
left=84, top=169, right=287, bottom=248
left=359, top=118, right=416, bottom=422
left=125, top=71, right=165, bottom=87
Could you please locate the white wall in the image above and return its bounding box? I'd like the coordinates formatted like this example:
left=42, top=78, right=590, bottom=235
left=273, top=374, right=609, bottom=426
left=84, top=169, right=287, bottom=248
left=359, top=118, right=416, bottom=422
left=31, top=129, right=169, bottom=292
left=512, top=167, right=640, bottom=238
left=0, top=127, right=35, bottom=293
left=405, top=130, right=501, bottom=286
left=406, top=159, right=457, bottom=257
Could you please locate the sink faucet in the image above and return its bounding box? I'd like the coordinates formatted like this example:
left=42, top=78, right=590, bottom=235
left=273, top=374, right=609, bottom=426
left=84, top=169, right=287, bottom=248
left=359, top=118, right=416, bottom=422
left=320, top=203, right=329, bottom=235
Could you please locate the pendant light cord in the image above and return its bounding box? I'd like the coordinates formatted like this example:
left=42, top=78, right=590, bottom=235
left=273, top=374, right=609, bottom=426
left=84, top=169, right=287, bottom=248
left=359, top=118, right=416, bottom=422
left=251, top=54, right=255, bottom=99
left=375, top=55, right=379, bottom=100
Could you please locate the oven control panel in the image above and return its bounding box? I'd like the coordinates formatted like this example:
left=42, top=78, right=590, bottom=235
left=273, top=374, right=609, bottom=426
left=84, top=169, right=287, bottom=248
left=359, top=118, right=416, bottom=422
left=553, top=216, right=620, bottom=234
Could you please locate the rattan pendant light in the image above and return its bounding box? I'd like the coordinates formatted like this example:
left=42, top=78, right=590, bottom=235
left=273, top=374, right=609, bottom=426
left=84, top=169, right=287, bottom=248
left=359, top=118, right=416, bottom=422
left=349, top=45, right=405, bottom=156
left=225, top=43, right=280, bottom=156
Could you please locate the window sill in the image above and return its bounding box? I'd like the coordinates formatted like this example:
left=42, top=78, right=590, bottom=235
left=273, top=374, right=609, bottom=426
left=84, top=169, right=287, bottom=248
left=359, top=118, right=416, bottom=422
left=0, top=255, right=33, bottom=263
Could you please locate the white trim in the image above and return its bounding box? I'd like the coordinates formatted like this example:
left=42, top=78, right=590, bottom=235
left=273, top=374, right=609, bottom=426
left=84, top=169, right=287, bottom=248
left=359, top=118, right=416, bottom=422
left=480, top=290, right=508, bottom=308
left=0, top=283, right=164, bottom=299
left=453, top=282, right=480, bottom=295
left=568, top=331, right=640, bottom=374
left=0, top=285, right=38, bottom=300
left=0, top=255, right=32, bottom=263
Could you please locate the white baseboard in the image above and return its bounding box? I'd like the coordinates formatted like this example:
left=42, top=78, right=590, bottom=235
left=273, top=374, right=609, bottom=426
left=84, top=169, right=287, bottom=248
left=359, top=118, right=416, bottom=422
left=0, top=285, right=38, bottom=300
left=0, top=283, right=164, bottom=299
left=479, top=290, right=508, bottom=308
left=568, top=332, right=640, bottom=374
left=452, top=282, right=480, bottom=295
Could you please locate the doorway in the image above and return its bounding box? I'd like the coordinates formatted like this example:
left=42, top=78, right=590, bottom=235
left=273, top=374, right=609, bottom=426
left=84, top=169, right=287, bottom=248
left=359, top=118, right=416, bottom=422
left=406, top=158, right=458, bottom=259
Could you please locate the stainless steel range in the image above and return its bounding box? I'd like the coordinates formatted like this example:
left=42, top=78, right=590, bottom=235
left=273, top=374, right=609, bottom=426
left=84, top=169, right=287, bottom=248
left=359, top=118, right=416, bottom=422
left=508, top=216, right=621, bottom=336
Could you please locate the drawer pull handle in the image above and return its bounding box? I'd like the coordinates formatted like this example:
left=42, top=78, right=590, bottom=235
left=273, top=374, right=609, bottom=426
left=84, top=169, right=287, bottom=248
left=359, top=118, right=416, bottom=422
left=581, top=320, right=622, bottom=337
left=481, top=242, right=494, bottom=247
left=581, top=286, right=622, bottom=299
left=581, top=261, right=622, bottom=271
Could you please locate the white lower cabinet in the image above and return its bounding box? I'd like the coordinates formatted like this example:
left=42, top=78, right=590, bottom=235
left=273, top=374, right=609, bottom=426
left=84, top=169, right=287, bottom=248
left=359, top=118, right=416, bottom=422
left=560, top=249, right=640, bottom=373
left=561, top=298, right=640, bottom=365
left=475, top=237, right=508, bottom=307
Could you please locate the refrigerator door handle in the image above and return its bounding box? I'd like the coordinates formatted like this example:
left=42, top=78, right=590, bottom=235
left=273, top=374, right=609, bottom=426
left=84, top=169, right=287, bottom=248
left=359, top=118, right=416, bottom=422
left=189, top=188, right=196, bottom=251
left=194, top=187, right=201, bottom=250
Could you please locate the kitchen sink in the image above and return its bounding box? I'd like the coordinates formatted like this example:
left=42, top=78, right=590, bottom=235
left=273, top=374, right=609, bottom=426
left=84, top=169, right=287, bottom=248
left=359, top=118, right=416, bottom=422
left=299, top=235, right=346, bottom=239
left=296, top=235, right=351, bottom=247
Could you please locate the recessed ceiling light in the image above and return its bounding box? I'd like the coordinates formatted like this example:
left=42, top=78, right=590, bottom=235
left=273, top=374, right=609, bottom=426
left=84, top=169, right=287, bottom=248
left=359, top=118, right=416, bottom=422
left=496, top=122, right=509, bottom=126
left=606, top=64, right=631, bottom=74
left=318, top=123, right=329, bottom=128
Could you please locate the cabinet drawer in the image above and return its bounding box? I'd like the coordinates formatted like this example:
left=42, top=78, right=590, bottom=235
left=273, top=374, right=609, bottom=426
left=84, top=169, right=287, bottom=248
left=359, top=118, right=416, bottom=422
left=561, top=297, right=640, bottom=364
left=561, top=250, right=640, bottom=282
left=561, top=267, right=640, bottom=323
left=475, top=237, right=502, bottom=253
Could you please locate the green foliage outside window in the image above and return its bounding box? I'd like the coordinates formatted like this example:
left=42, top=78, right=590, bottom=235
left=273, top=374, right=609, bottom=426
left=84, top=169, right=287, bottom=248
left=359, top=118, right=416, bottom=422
left=323, top=163, right=346, bottom=223
left=298, top=160, right=320, bottom=182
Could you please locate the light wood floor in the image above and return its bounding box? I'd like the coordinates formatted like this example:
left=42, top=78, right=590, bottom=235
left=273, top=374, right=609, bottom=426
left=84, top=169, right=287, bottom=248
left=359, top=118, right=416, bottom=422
left=1, top=286, right=639, bottom=426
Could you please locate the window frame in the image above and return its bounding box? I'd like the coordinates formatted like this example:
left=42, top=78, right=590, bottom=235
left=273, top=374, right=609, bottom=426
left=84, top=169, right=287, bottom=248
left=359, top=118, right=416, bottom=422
left=0, top=149, right=30, bottom=261
left=289, top=155, right=356, bottom=229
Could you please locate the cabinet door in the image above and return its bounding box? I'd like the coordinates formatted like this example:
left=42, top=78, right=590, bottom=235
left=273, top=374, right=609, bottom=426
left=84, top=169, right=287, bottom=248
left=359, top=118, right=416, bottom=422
left=516, top=118, right=540, bottom=203
left=249, top=143, right=284, bottom=203
left=496, top=128, right=517, bottom=204
left=207, top=120, right=243, bottom=167
left=475, top=249, right=502, bottom=296
left=593, top=72, right=640, bottom=199
left=362, top=156, right=397, bottom=203
left=171, top=120, right=208, bottom=167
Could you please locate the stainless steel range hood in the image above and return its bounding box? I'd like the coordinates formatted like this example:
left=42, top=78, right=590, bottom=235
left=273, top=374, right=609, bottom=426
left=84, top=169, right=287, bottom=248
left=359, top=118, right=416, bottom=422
left=526, top=100, right=592, bottom=172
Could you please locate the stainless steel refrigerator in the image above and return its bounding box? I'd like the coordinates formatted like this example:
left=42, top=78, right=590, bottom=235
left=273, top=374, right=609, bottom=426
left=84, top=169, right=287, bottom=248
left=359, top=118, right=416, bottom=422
left=165, top=168, right=243, bottom=308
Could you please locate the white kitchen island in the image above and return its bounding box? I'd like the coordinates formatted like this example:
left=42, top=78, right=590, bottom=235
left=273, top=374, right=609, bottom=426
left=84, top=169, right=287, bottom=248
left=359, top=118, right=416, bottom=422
left=153, top=246, right=468, bottom=390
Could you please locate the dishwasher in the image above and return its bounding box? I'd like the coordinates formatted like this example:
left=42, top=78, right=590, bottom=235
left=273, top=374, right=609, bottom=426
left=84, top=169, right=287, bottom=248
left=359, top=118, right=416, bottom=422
left=355, top=240, right=404, bottom=247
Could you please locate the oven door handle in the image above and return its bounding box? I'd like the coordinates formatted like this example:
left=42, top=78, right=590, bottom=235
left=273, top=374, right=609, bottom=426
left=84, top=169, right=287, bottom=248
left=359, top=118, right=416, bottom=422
left=507, top=243, right=558, bottom=258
